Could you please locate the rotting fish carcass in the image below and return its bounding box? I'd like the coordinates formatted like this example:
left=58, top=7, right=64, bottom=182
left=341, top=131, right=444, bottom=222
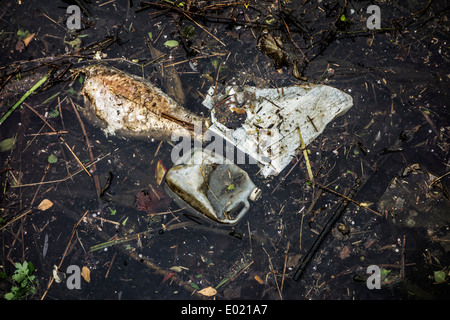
left=79, top=65, right=207, bottom=140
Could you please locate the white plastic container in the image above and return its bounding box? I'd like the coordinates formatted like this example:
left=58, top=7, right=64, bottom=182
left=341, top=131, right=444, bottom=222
left=164, top=149, right=261, bottom=225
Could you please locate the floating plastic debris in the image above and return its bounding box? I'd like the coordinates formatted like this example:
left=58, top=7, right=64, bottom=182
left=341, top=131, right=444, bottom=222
left=202, top=84, right=353, bottom=177
left=165, top=148, right=261, bottom=225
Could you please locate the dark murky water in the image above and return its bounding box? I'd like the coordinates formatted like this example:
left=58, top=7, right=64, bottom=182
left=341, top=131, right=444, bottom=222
left=0, top=0, right=449, bottom=301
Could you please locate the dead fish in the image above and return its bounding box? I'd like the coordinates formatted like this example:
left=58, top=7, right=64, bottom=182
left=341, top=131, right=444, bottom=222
left=79, top=65, right=207, bottom=140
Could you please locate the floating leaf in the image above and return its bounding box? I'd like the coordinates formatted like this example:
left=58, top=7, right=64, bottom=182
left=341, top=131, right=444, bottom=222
left=81, top=266, right=91, bottom=283
left=169, top=265, right=188, bottom=273
left=37, top=199, right=53, bottom=211
left=48, top=154, right=58, bottom=164
left=164, top=40, right=179, bottom=48
left=148, top=32, right=153, bottom=40
left=254, top=275, right=264, bottom=285
left=0, top=138, right=15, bottom=152
left=215, top=277, right=229, bottom=289
left=162, top=272, right=176, bottom=283
left=190, top=282, right=200, bottom=290
left=22, top=33, right=35, bottom=47
left=16, top=28, right=30, bottom=40
left=65, top=37, right=82, bottom=49
left=198, top=286, right=217, bottom=297
left=181, top=25, right=196, bottom=39
left=434, top=270, right=446, bottom=283
left=170, top=266, right=183, bottom=273
left=122, top=216, right=129, bottom=226
left=155, top=159, right=167, bottom=186
left=49, top=109, right=60, bottom=118
left=227, top=184, right=235, bottom=190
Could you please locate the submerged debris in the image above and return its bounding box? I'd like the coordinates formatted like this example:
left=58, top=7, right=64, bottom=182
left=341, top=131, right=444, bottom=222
left=79, top=65, right=207, bottom=140
left=257, top=29, right=291, bottom=69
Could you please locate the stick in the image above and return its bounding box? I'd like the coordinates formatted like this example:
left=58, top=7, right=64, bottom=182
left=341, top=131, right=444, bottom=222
left=401, top=234, right=406, bottom=280
left=23, top=103, right=91, bottom=178
left=183, top=12, right=226, bottom=46
left=40, top=210, right=89, bottom=300
left=280, top=241, right=290, bottom=294
left=306, top=179, right=383, bottom=217
left=292, top=179, right=361, bottom=281
left=298, top=127, right=314, bottom=181
left=10, top=151, right=112, bottom=188
left=68, top=96, right=101, bottom=200
left=0, top=72, right=49, bottom=125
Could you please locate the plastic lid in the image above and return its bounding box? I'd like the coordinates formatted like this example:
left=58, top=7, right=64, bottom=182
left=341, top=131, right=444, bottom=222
left=249, top=188, right=262, bottom=201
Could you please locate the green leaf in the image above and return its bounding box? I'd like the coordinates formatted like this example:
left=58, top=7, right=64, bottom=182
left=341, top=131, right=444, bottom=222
left=164, top=40, right=179, bottom=48
left=190, top=282, right=200, bottom=290
left=48, top=154, right=58, bottom=164
left=122, top=216, right=129, bottom=226
left=148, top=32, right=153, bottom=40
left=78, top=74, right=84, bottom=84
left=49, top=109, right=60, bottom=118
left=42, top=92, right=61, bottom=104
left=339, top=14, right=348, bottom=22
left=4, top=292, right=16, bottom=300
left=65, top=37, right=82, bottom=49
left=434, top=270, right=446, bottom=283
left=215, top=277, right=229, bottom=289
left=181, top=25, right=196, bottom=39
left=227, top=184, right=235, bottom=190
left=27, top=262, right=34, bottom=274
left=0, top=138, right=15, bottom=152
left=109, top=208, right=117, bottom=216
left=16, top=28, right=30, bottom=40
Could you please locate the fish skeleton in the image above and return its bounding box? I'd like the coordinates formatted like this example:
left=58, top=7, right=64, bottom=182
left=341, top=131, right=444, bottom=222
left=79, top=65, right=207, bottom=140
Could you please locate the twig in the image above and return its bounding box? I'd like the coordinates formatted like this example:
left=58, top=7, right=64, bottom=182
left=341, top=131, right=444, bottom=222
left=183, top=12, right=226, bottom=46
left=306, top=179, right=383, bottom=217
left=27, top=130, right=69, bottom=136
left=293, top=179, right=361, bottom=281
left=280, top=241, right=290, bottom=294
left=0, top=209, right=32, bottom=231
left=10, top=151, right=112, bottom=188
left=29, top=163, right=50, bottom=207
left=105, top=252, right=117, bottom=279
left=298, top=127, right=314, bottom=182
left=230, top=260, right=254, bottom=282
left=41, top=210, right=89, bottom=300
left=68, top=96, right=101, bottom=200
left=23, top=103, right=92, bottom=178
left=401, top=234, right=406, bottom=280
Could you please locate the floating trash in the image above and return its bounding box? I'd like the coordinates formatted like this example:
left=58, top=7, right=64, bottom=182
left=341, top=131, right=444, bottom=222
left=202, top=84, right=353, bottom=177
left=165, top=148, right=261, bottom=225
left=79, top=65, right=207, bottom=140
